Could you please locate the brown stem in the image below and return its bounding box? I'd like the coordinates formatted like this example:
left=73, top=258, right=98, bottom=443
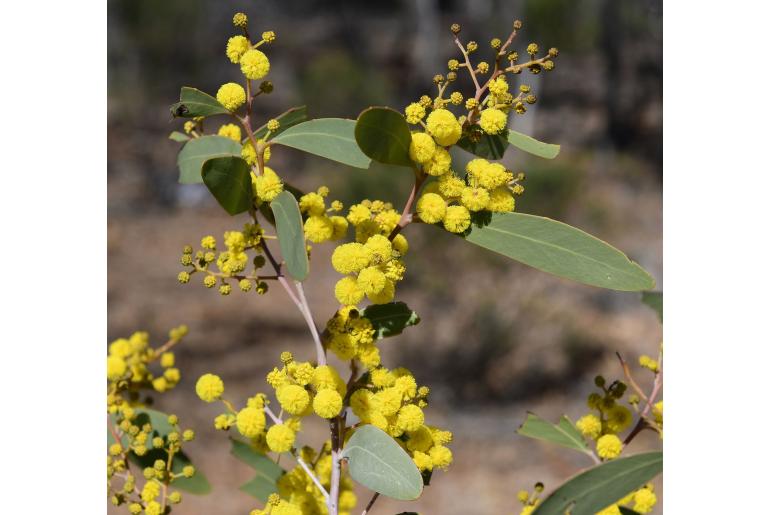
left=361, top=492, right=380, bottom=515
left=389, top=172, right=425, bottom=240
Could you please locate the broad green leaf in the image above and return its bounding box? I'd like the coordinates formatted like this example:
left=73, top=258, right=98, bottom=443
left=456, top=129, right=509, bottom=159
left=361, top=302, right=420, bottom=339
left=202, top=156, right=253, bottom=215
left=169, top=131, right=191, bottom=143
left=462, top=212, right=655, bottom=291
left=355, top=107, right=413, bottom=167
left=516, top=413, right=590, bottom=454
left=641, top=291, right=662, bottom=322
left=170, top=87, right=230, bottom=118
left=253, top=106, right=308, bottom=140
left=230, top=439, right=284, bottom=501
left=533, top=452, right=662, bottom=515
left=271, top=118, right=371, bottom=169
left=506, top=129, right=560, bottom=159
left=259, top=183, right=304, bottom=226
left=341, top=425, right=423, bottom=500
left=270, top=191, right=309, bottom=281
left=177, top=135, right=242, bottom=184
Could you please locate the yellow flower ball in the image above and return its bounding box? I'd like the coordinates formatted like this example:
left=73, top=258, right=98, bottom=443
left=216, top=83, right=246, bottom=111
left=350, top=389, right=374, bottom=419
left=596, top=434, right=623, bottom=459
left=331, top=243, right=372, bottom=275
left=392, top=234, right=409, bottom=255
left=236, top=407, right=266, bottom=438
left=107, top=356, right=127, bottom=381
left=488, top=76, right=509, bottom=96
left=424, top=147, right=452, bottom=176
left=438, top=174, right=465, bottom=198
left=576, top=414, right=602, bottom=440
left=396, top=404, right=425, bottom=432
left=428, top=445, right=453, bottom=469
left=195, top=373, right=224, bottom=403
left=416, top=193, right=447, bottom=224
left=218, top=123, right=242, bottom=142
left=240, top=49, right=271, bottom=80
left=487, top=186, right=515, bottom=212
left=304, top=215, right=334, bottom=243
left=242, top=139, right=271, bottom=166
left=426, top=108, right=462, bottom=146
left=479, top=108, right=508, bottom=135
left=413, top=451, right=434, bottom=471
left=334, top=276, right=365, bottom=306
left=313, top=389, right=343, bottom=419
left=460, top=186, right=490, bottom=211
left=266, top=423, right=296, bottom=453
left=299, top=192, right=326, bottom=216
left=330, top=215, right=349, bottom=240
left=357, top=266, right=387, bottom=296
left=372, top=388, right=402, bottom=417
left=409, top=132, right=437, bottom=164
left=252, top=166, right=283, bottom=202
left=443, top=205, right=471, bottom=233
left=633, top=486, right=657, bottom=514
left=364, top=234, right=393, bottom=264
left=272, top=500, right=302, bottom=515
left=276, top=385, right=310, bottom=415
left=311, top=365, right=346, bottom=395
left=475, top=162, right=510, bottom=189
left=368, top=278, right=396, bottom=304
left=405, top=102, right=426, bottom=124
left=226, top=35, right=251, bottom=64
left=606, top=405, right=633, bottom=433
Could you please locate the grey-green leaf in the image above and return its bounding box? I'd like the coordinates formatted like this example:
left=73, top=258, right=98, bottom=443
left=516, top=413, right=590, bottom=454
left=177, top=135, right=242, bottom=184
left=253, top=106, right=308, bottom=141
left=463, top=212, right=655, bottom=291
left=355, top=107, right=413, bottom=167
left=641, top=291, right=662, bottom=322
left=533, top=452, right=662, bottom=515
left=230, top=439, right=284, bottom=501
left=169, top=131, right=191, bottom=143
left=361, top=302, right=420, bottom=339
left=270, top=191, right=309, bottom=281
left=170, top=86, right=231, bottom=118
left=341, top=425, right=423, bottom=500
left=456, top=130, right=509, bottom=159
left=507, top=130, right=560, bottom=159
left=201, top=156, right=253, bottom=215
left=271, top=118, right=371, bottom=169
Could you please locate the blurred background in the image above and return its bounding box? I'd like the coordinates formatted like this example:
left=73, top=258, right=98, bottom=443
left=108, top=0, right=662, bottom=513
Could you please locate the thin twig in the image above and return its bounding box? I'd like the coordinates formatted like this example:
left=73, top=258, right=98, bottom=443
left=361, top=492, right=380, bottom=515
left=295, top=282, right=326, bottom=366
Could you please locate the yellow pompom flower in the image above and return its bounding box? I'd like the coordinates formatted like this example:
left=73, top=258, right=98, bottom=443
left=330, top=215, right=349, bottom=240
left=350, top=389, right=374, bottom=419
left=304, top=215, right=334, bottom=243
left=216, top=83, right=247, bottom=111
left=331, top=243, right=372, bottom=274
left=639, top=355, right=659, bottom=373
left=335, top=276, right=365, bottom=306
left=266, top=424, right=296, bottom=453
left=576, top=414, right=602, bottom=440
left=405, top=103, right=426, bottom=124
left=393, top=234, right=409, bottom=255
left=195, top=373, right=224, bottom=403
left=461, top=187, right=490, bottom=211
left=443, top=205, right=471, bottom=233
left=107, top=356, right=127, bottom=381
left=252, top=166, right=283, bottom=202
left=357, top=266, right=387, bottom=296
left=424, top=147, right=452, bottom=176
left=438, top=174, right=465, bottom=198
left=475, top=162, right=510, bottom=189
left=367, top=279, right=395, bottom=304
left=396, top=404, right=425, bottom=432
left=596, top=434, right=623, bottom=459
left=633, top=486, right=657, bottom=513
left=312, top=365, right=346, bottom=394
left=242, top=139, right=271, bottom=166
left=276, top=385, right=310, bottom=415
left=373, top=388, right=402, bottom=417
left=409, top=132, right=437, bottom=164
left=488, top=76, right=509, bottom=96
left=240, top=49, right=271, bottom=80
left=426, top=109, right=462, bottom=146
left=416, top=193, right=447, bottom=224
left=313, top=389, right=343, bottom=419
left=413, top=451, right=433, bottom=471
left=347, top=203, right=372, bottom=225
left=479, top=108, right=508, bottom=135
left=606, top=405, right=633, bottom=433
left=487, top=186, right=515, bottom=212
left=226, top=35, right=250, bottom=64
left=364, top=234, right=393, bottom=264
left=428, top=445, right=453, bottom=469
left=218, top=123, right=242, bottom=142
left=272, top=500, right=302, bottom=515
left=299, top=192, right=326, bottom=216
left=236, top=407, right=266, bottom=438
left=141, top=481, right=160, bottom=503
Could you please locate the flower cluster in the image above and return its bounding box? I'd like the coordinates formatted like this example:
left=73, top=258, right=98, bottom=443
left=324, top=306, right=379, bottom=366
left=107, top=328, right=198, bottom=514
left=177, top=227, right=273, bottom=296
left=515, top=482, right=657, bottom=515
left=400, top=21, right=555, bottom=235
left=298, top=187, right=349, bottom=244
